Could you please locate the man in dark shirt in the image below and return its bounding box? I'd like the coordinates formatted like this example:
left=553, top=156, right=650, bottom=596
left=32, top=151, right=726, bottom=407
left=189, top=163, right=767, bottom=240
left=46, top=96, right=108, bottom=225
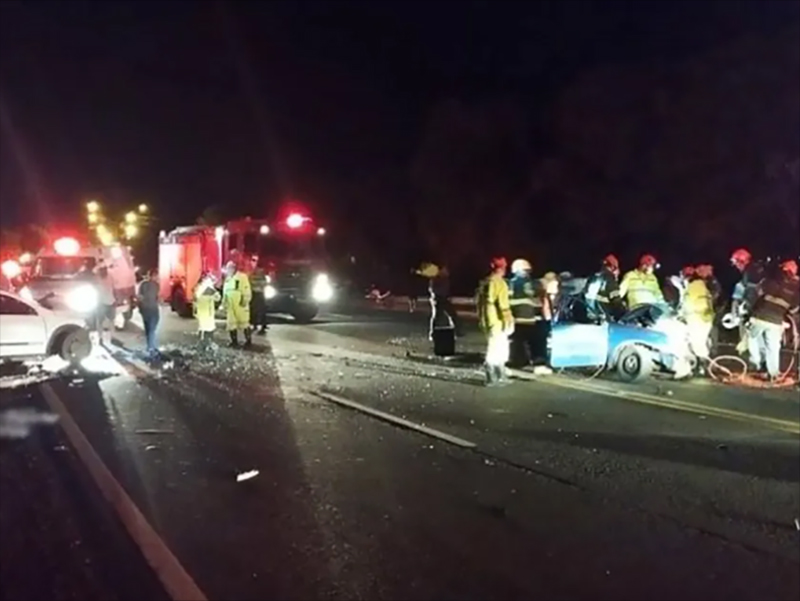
left=747, top=260, right=799, bottom=381
left=137, top=269, right=161, bottom=357
left=584, top=254, right=624, bottom=321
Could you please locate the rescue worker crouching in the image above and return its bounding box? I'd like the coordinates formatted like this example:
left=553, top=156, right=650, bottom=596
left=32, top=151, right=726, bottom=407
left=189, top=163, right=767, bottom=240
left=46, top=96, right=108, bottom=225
left=477, top=257, right=514, bottom=386
left=747, top=259, right=799, bottom=383
left=620, top=254, right=664, bottom=309
left=249, top=260, right=269, bottom=334
left=584, top=254, right=624, bottom=322
left=680, top=266, right=714, bottom=373
left=194, top=272, right=220, bottom=350
left=223, top=260, right=253, bottom=348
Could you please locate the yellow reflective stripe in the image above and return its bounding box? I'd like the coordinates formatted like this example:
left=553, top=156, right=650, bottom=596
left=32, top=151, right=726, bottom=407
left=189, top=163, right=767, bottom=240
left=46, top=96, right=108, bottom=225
left=764, top=294, right=791, bottom=309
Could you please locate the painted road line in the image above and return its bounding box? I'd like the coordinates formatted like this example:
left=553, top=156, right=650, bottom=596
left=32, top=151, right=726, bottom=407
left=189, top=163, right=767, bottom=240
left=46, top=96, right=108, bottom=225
left=311, top=390, right=477, bottom=449
left=511, top=371, right=800, bottom=435
left=40, top=383, right=207, bottom=601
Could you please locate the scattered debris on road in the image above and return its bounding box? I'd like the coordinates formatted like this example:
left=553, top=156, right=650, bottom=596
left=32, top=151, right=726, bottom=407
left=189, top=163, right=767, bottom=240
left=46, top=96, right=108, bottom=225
left=0, top=408, right=59, bottom=439
left=236, top=469, right=259, bottom=482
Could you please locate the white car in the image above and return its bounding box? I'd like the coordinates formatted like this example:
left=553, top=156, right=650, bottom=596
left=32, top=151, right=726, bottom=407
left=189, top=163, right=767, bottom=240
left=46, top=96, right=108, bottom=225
left=0, top=290, right=93, bottom=365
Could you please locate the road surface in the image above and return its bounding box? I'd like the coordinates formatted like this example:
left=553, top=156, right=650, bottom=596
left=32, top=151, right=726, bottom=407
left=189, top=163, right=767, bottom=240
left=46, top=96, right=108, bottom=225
left=1, top=305, right=798, bottom=601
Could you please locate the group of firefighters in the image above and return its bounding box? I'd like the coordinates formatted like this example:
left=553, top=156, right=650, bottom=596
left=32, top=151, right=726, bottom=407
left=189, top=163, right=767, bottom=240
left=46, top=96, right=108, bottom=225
left=191, top=256, right=270, bottom=350
left=472, top=249, right=799, bottom=387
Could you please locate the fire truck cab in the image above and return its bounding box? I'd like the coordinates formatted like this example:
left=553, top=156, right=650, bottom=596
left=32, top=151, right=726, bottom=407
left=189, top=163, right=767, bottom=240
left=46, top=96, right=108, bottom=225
left=159, top=211, right=333, bottom=323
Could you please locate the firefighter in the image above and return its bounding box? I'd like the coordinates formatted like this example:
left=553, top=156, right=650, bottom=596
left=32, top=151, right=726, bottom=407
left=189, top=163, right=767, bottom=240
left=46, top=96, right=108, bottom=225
left=507, top=258, right=540, bottom=368
left=681, top=267, right=714, bottom=371
left=428, top=265, right=457, bottom=356
left=194, top=272, right=220, bottom=350
left=730, top=248, right=766, bottom=355
left=620, top=254, right=664, bottom=309
left=696, top=264, right=724, bottom=354
left=747, top=259, right=800, bottom=382
left=584, top=254, right=623, bottom=321
left=249, top=261, right=269, bottom=334
left=477, top=257, right=514, bottom=386
left=223, top=260, right=252, bottom=348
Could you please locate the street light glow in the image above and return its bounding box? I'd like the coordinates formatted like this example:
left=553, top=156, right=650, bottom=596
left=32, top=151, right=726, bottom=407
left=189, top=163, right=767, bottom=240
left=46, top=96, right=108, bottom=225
left=86, top=201, right=100, bottom=212
left=138, top=203, right=148, bottom=213
left=124, top=224, right=138, bottom=239
left=125, top=211, right=137, bottom=224
left=88, top=213, right=98, bottom=224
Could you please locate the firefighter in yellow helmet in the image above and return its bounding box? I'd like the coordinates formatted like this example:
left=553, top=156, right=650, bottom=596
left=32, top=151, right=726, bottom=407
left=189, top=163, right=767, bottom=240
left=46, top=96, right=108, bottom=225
left=476, top=257, right=514, bottom=386
left=193, top=272, right=221, bottom=350
left=620, top=254, right=664, bottom=309
left=223, top=260, right=252, bottom=348
left=680, top=266, right=714, bottom=371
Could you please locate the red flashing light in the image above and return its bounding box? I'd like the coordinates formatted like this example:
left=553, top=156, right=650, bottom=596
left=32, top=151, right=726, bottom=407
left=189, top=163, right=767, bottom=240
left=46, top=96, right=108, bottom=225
left=54, top=237, right=80, bottom=256
left=286, top=213, right=305, bottom=229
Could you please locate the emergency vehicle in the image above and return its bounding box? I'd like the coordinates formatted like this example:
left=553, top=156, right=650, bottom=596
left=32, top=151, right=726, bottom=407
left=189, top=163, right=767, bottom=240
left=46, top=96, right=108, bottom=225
left=21, top=236, right=138, bottom=326
left=158, top=210, right=334, bottom=322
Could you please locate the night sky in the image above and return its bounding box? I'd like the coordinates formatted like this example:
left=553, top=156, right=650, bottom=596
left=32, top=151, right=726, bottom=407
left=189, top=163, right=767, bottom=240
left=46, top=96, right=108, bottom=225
left=1, top=0, right=798, bottom=275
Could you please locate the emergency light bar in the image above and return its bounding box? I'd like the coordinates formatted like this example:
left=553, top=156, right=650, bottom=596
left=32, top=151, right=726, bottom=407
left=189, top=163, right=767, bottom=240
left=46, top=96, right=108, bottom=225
left=286, top=213, right=305, bottom=229
left=54, top=237, right=80, bottom=256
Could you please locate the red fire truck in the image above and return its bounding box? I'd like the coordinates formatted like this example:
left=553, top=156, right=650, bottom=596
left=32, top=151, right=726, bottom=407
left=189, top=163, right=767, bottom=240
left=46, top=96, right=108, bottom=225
left=158, top=211, right=333, bottom=323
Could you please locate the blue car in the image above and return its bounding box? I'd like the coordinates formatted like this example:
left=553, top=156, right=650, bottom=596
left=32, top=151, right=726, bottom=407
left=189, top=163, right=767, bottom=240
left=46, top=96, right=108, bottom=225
left=548, top=297, right=695, bottom=382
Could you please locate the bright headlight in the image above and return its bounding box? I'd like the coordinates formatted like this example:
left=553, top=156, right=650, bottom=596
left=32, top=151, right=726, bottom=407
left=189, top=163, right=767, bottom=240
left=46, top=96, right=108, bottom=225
left=264, top=285, right=277, bottom=299
left=311, top=273, right=334, bottom=302
left=65, top=284, right=99, bottom=312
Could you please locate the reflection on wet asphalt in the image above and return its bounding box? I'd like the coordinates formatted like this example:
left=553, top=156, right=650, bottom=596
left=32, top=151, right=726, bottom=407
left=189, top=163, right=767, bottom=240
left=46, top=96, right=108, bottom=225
left=1, top=308, right=798, bottom=600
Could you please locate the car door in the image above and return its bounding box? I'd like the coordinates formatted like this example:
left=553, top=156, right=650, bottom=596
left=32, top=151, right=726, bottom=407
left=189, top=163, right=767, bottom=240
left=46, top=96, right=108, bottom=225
left=549, top=322, right=610, bottom=369
left=0, top=292, right=48, bottom=357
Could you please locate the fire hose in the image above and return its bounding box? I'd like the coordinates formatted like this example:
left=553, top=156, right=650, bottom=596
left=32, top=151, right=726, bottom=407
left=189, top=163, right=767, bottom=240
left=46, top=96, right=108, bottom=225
left=709, top=313, right=799, bottom=388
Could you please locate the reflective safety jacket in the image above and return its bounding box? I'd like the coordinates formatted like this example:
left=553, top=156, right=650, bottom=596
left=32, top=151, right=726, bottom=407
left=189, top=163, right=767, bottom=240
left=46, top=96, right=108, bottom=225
left=223, top=271, right=252, bottom=307
left=620, top=269, right=664, bottom=309
left=508, top=274, right=543, bottom=323
left=682, top=278, right=714, bottom=323
left=751, top=274, right=800, bottom=326
left=249, top=268, right=267, bottom=293
left=476, top=273, right=512, bottom=333
left=584, top=267, right=622, bottom=317
left=193, top=280, right=220, bottom=332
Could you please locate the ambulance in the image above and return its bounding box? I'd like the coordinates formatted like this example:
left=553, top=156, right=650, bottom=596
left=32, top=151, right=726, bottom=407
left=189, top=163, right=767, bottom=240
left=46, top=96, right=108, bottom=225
left=21, top=236, right=139, bottom=327
left=158, top=210, right=334, bottom=322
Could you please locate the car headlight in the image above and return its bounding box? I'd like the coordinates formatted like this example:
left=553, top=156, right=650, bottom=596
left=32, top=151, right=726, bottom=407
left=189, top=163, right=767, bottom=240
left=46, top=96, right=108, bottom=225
left=311, top=273, right=334, bottom=303
left=65, top=284, right=99, bottom=313
left=264, top=285, right=277, bottom=299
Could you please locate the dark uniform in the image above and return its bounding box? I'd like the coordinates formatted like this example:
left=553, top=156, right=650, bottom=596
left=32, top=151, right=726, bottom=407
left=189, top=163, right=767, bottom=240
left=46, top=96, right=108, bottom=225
left=508, top=274, right=546, bottom=367
left=584, top=266, right=623, bottom=321
left=249, top=268, right=268, bottom=333
left=748, top=270, right=800, bottom=378
left=428, top=274, right=458, bottom=356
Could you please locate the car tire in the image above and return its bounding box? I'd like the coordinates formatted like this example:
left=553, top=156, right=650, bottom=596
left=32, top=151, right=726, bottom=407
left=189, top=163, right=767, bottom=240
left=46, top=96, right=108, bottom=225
left=291, top=305, right=318, bottom=324
left=616, top=345, right=652, bottom=382
left=59, top=328, right=91, bottom=365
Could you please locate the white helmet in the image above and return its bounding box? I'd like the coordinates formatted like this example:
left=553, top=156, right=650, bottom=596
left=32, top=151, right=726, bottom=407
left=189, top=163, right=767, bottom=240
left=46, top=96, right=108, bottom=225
left=510, top=258, right=531, bottom=274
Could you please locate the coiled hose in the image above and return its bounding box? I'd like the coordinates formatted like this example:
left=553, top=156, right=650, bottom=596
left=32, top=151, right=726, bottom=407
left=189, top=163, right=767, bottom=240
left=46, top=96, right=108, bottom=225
left=708, top=317, right=799, bottom=388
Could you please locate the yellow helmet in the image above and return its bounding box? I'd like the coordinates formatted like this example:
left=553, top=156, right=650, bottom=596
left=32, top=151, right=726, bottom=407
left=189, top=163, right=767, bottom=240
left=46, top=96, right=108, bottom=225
left=415, top=262, right=440, bottom=278
left=510, top=258, right=531, bottom=274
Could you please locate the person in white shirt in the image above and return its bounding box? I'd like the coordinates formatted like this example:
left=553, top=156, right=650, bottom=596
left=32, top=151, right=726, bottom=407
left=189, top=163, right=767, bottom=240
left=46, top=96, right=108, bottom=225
left=94, top=263, right=117, bottom=345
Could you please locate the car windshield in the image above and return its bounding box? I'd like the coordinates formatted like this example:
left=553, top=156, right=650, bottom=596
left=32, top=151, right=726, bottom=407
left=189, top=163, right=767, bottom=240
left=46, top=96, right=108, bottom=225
left=243, top=233, right=324, bottom=262
left=35, top=256, right=97, bottom=278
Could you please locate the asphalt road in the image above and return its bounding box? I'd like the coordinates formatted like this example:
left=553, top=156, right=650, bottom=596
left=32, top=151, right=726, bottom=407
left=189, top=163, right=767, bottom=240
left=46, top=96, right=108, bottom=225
left=1, top=305, right=798, bottom=601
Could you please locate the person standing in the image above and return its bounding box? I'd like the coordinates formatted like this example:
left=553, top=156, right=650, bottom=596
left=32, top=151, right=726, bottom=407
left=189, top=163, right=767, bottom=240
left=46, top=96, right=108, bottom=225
left=94, top=262, right=117, bottom=346
left=477, top=257, right=514, bottom=386
left=747, top=260, right=800, bottom=382
left=193, top=272, right=220, bottom=350
left=249, top=262, right=269, bottom=334
left=584, top=254, right=624, bottom=321
left=137, top=268, right=161, bottom=357
left=507, top=258, right=539, bottom=368
left=620, top=254, right=664, bottom=309
left=681, top=267, right=714, bottom=372
left=223, top=260, right=252, bottom=348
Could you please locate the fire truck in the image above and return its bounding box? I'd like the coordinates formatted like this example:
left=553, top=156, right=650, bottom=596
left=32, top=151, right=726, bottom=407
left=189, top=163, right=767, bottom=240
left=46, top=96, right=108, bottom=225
left=158, top=211, right=334, bottom=323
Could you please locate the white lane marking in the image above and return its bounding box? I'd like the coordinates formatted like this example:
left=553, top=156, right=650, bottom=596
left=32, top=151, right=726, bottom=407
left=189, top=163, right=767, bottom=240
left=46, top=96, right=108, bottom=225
left=310, top=390, right=477, bottom=449
left=40, top=383, right=207, bottom=601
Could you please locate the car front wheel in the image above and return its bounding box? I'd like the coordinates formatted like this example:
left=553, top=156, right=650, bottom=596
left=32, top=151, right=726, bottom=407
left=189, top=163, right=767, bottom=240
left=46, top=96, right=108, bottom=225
left=59, top=328, right=92, bottom=365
